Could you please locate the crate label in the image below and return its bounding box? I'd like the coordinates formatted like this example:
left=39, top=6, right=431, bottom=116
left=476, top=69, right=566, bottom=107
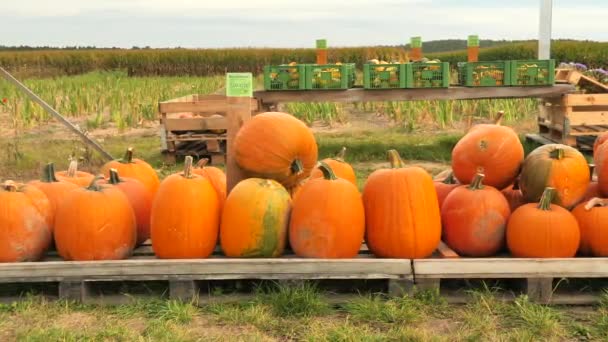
left=468, top=35, right=479, bottom=47
left=226, top=73, right=253, bottom=97
left=411, top=36, right=422, bottom=48
left=316, top=39, right=327, bottom=49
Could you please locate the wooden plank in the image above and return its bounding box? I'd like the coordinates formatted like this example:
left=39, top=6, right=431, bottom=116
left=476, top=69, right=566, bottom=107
left=226, top=96, right=252, bottom=193
left=526, top=133, right=556, bottom=146
left=436, top=241, right=459, bottom=258
left=564, top=94, right=608, bottom=107
left=413, top=258, right=608, bottom=279
left=254, top=85, right=575, bottom=104
left=159, top=98, right=258, bottom=114
left=568, top=110, right=608, bottom=126
left=163, top=117, right=227, bottom=131
left=206, top=140, right=221, bottom=153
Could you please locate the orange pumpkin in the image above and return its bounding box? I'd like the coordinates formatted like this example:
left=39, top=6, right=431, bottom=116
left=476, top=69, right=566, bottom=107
left=451, top=117, right=523, bottom=190
left=597, top=143, right=608, bottom=197
left=101, top=147, right=160, bottom=196
left=572, top=198, right=608, bottom=256
left=593, top=133, right=608, bottom=164
left=501, top=178, right=526, bottom=212
left=310, top=147, right=357, bottom=186
left=151, top=156, right=220, bottom=259
left=100, top=169, right=153, bottom=246
left=507, top=187, right=580, bottom=258
left=434, top=172, right=459, bottom=209
left=519, top=144, right=590, bottom=209
left=221, top=178, right=291, bottom=258
left=193, top=159, right=226, bottom=211
left=29, top=163, right=77, bottom=231
left=363, top=150, right=441, bottom=258
left=0, top=181, right=52, bottom=262
left=55, top=160, right=94, bottom=187
left=290, top=162, right=365, bottom=258
left=442, top=174, right=510, bottom=257
left=234, top=112, right=318, bottom=188
left=54, top=176, right=136, bottom=261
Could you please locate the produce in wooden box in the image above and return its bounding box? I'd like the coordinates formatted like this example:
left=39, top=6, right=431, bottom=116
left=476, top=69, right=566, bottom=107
left=0, top=181, right=52, bottom=262
left=597, top=143, right=608, bottom=196
left=29, top=163, right=77, bottom=231
left=100, top=169, right=153, bottom=246
left=434, top=172, right=459, bottom=209
left=234, top=112, right=318, bottom=188
left=221, top=178, right=291, bottom=258
left=54, top=176, right=136, bottom=261
left=363, top=150, right=441, bottom=258
left=193, top=159, right=227, bottom=211
left=451, top=113, right=524, bottom=190
left=501, top=178, right=526, bottom=212
left=101, top=147, right=160, bottom=196
left=290, top=162, right=365, bottom=258
left=507, top=187, right=580, bottom=258
left=310, top=147, right=357, bottom=186
left=442, top=173, right=510, bottom=257
left=581, top=164, right=600, bottom=202
left=572, top=198, right=608, bottom=256
left=151, top=156, right=219, bottom=259
left=55, top=160, right=94, bottom=187
left=519, top=144, right=589, bottom=208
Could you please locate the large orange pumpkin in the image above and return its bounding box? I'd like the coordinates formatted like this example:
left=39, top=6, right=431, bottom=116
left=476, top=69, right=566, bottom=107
left=310, top=147, right=357, bottom=186
left=363, top=150, right=441, bottom=258
left=501, top=178, right=526, bottom=212
left=54, top=176, right=136, bottom=260
left=572, top=198, right=608, bottom=256
left=290, top=162, right=365, bottom=258
left=234, top=112, right=318, bottom=188
left=100, top=169, right=153, bottom=245
left=442, top=173, right=510, bottom=257
left=0, top=181, right=52, bottom=262
left=519, top=144, right=589, bottom=209
left=151, top=156, right=220, bottom=259
left=507, top=187, right=580, bottom=258
left=29, top=163, right=77, bottom=231
left=193, top=159, right=226, bottom=211
left=101, top=147, right=160, bottom=196
left=55, top=160, right=94, bottom=187
left=434, top=172, right=459, bottom=209
left=221, top=178, right=291, bottom=257
left=593, top=133, right=608, bottom=164
left=597, top=143, right=608, bottom=197
left=451, top=117, right=524, bottom=190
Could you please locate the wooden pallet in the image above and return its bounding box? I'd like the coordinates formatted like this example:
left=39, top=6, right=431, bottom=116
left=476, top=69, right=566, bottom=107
left=555, top=69, right=608, bottom=93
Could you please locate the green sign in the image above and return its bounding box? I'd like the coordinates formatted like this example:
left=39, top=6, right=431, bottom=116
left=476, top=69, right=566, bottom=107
left=226, top=73, right=253, bottom=97
left=410, top=36, right=422, bottom=48
left=468, top=35, right=480, bottom=47
left=316, top=39, right=327, bottom=49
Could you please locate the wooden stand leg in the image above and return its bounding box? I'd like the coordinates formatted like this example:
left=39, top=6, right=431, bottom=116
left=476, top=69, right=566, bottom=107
left=527, top=278, right=553, bottom=304
left=59, top=281, right=89, bottom=302
left=170, top=280, right=199, bottom=302
left=388, top=279, right=414, bottom=297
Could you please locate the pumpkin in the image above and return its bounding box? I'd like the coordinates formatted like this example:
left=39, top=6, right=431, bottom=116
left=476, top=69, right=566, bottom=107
left=234, top=112, right=318, bottom=188
left=221, top=178, right=291, bottom=258
left=501, top=178, right=526, bottom=212
left=54, top=176, right=136, bottom=261
left=597, top=143, right=608, bottom=197
left=55, top=160, right=94, bottom=187
left=289, top=162, right=365, bottom=258
left=451, top=115, right=524, bottom=190
left=151, top=156, right=220, bottom=259
left=193, top=159, right=226, bottom=211
left=434, top=172, right=459, bottom=209
left=582, top=164, right=601, bottom=202
left=572, top=198, right=608, bottom=256
left=442, top=173, right=510, bottom=257
left=28, top=163, right=77, bottom=231
left=363, top=150, right=441, bottom=258
left=309, top=147, right=357, bottom=186
left=100, top=169, right=153, bottom=246
left=101, top=147, right=160, bottom=196
left=507, top=187, right=580, bottom=258
left=593, top=132, right=608, bottom=164
left=519, top=144, right=589, bottom=209
left=0, top=181, right=52, bottom=262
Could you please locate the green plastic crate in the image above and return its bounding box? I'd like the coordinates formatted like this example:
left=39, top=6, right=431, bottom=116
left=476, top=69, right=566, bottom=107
left=458, top=61, right=511, bottom=87
left=264, top=65, right=306, bottom=91
left=363, top=64, right=410, bottom=89
left=408, top=62, right=450, bottom=88
left=510, top=59, right=555, bottom=86
left=305, top=63, right=355, bottom=90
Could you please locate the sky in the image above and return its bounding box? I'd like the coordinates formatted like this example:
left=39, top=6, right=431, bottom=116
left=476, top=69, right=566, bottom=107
left=1, top=0, right=606, bottom=48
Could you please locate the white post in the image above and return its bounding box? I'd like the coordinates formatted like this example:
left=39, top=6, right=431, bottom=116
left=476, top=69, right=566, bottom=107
left=538, top=0, right=553, bottom=59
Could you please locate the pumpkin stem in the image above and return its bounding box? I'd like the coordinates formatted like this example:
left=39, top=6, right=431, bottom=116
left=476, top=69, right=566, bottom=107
left=468, top=173, right=485, bottom=190
left=196, top=158, right=209, bottom=169
left=318, top=161, right=338, bottom=180
left=108, top=168, right=122, bottom=184
left=2, top=180, right=18, bottom=192
left=86, top=175, right=105, bottom=191
left=442, top=172, right=457, bottom=185
left=589, top=164, right=595, bottom=180
left=183, top=156, right=194, bottom=178
left=335, top=147, right=347, bottom=162
left=584, top=197, right=608, bottom=210
left=291, top=159, right=304, bottom=175
left=41, top=163, right=59, bottom=183
left=123, top=147, right=134, bottom=163
left=549, top=148, right=565, bottom=160
left=494, top=110, right=505, bottom=125
left=66, top=160, right=78, bottom=177
left=537, top=187, right=555, bottom=211
left=387, top=149, right=404, bottom=168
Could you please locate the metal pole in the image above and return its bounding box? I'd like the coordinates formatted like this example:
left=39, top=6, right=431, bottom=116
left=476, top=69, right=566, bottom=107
left=0, top=67, right=114, bottom=161
left=538, top=0, right=553, bottom=59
